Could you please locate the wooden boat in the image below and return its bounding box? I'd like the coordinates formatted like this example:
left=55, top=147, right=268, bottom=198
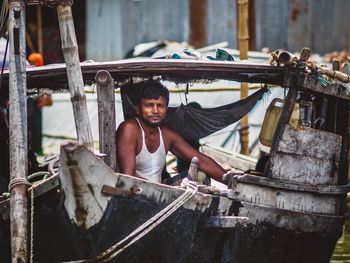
left=1, top=47, right=350, bottom=263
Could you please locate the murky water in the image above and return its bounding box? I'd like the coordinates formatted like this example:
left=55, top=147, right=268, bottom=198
left=331, top=219, right=350, bottom=263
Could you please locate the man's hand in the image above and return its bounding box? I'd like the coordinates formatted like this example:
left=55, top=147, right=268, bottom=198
left=222, top=170, right=245, bottom=184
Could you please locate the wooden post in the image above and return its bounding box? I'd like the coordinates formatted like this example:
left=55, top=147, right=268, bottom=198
left=95, top=70, right=118, bottom=172
left=238, top=0, right=250, bottom=155
left=8, top=0, right=29, bottom=262
left=269, top=48, right=310, bottom=157
left=189, top=0, right=207, bottom=48
left=248, top=0, right=256, bottom=51
left=342, top=63, right=350, bottom=183
left=37, top=6, right=43, bottom=56
left=57, top=5, right=94, bottom=150
left=188, top=156, right=198, bottom=181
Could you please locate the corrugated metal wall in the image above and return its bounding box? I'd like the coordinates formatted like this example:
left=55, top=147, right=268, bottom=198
left=86, top=0, right=350, bottom=61
left=206, top=0, right=237, bottom=48
left=87, top=0, right=188, bottom=61
left=255, top=0, right=350, bottom=54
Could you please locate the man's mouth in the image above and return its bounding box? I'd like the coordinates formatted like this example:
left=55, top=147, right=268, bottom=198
left=150, top=117, right=160, bottom=121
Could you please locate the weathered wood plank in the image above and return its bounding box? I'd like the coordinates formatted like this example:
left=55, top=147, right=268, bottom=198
left=300, top=73, right=350, bottom=100
left=206, top=216, right=249, bottom=228
left=8, top=1, right=29, bottom=262
left=59, top=142, right=119, bottom=229
left=270, top=125, right=342, bottom=184
left=96, top=70, right=117, bottom=171
left=57, top=5, right=94, bottom=150
left=229, top=180, right=341, bottom=215
left=239, top=201, right=345, bottom=234
left=270, top=154, right=338, bottom=185
left=276, top=125, right=342, bottom=160
left=229, top=174, right=350, bottom=195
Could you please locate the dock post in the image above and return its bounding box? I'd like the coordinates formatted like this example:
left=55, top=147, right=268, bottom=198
left=341, top=63, right=350, bottom=183
left=95, top=70, right=118, bottom=172
left=8, top=0, right=29, bottom=262
left=56, top=4, right=94, bottom=150
left=238, top=0, right=250, bottom=155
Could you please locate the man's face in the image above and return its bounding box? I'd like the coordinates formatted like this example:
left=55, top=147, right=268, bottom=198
left=137, top=96, right=168, bottom=127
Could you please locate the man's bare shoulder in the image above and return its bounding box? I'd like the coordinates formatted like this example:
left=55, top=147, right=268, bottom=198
left=161, top=124, right=182, bottom=139
left=161, top=124, right=175, bottom=133
left=117, top=119, right=139, bottom=136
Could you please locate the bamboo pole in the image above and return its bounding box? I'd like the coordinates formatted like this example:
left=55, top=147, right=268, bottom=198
left=238, top=0, right=250, bottom=155
left=96, top=70, right=118, bottom=172
left=8, top=0, right=29, bottom=262
left=306, top=61, right=350, bottom=83
left=56, top=5, right=93, bottom=150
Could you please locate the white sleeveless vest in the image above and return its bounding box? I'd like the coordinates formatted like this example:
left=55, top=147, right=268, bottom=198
left=135, top=119, right=166, bottom=182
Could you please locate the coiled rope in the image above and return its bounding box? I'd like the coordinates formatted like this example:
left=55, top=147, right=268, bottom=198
left=8, top=178, right=32, bottom=193
left=71, top=182, right=198, bottom=263
left=27, top=171, right=50, bottom=183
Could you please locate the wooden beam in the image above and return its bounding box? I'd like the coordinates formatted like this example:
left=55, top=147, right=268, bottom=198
left=228, top=173, right=350, bottom=195
left=8, top=0, right=29, bottom=261
left=248, top=0, right=256, bottom=50
left=95, top=70, right=118, bottom=172
left=189, top=0, right=207, bottom=48
left=0, top=59, right=287, bottom=91
left=56, top=5, right=94, bottom=150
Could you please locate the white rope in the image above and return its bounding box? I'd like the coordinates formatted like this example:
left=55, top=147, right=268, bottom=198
left=70, top=183, right=197, bottom=263
left=30, top=186, right=34, bottom=263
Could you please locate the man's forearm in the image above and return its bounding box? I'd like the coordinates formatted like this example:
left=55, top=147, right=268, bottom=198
left=198, top=154, right=226, bottom=184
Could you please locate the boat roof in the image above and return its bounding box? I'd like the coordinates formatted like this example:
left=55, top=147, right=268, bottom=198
left=0, top=59, right=286, bottom=98
left=2, top=58, right=349, bottom=101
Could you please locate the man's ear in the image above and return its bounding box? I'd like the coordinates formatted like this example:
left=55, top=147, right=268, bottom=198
left=135, top=105, right=140, bottom=114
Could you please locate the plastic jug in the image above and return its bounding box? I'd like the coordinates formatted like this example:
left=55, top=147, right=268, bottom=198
left=259, top=99, right=299, bottom=147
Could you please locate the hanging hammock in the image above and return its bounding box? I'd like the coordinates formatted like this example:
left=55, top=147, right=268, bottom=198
left=122, top=87, right=268, bottom=142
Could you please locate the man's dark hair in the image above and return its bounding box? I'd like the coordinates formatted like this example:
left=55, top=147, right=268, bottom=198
left=134, top=80, right=169, bottom=105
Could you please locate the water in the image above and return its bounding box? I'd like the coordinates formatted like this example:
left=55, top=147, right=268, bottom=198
left=331, top=218, right=350, bottom=262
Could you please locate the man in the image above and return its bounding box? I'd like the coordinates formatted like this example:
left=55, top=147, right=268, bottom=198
left=116, top=80, right=227, bottom=184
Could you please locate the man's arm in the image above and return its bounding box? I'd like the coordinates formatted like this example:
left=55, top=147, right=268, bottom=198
left=116, top=121, right=137, bottom=177
left=166, top=128, right=226, bottom=184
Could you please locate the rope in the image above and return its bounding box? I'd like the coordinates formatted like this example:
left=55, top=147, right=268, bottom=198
left=71, top=183, right=198, bottom=263
left=48, top=155, right=60, bottom=176
left=27, top=172, right=50, bottom=263
left=30, top=186, right=34, bottom=263
left=27, top=171, right=50, bottom=183
left=8, top=178, right=31, bottom=193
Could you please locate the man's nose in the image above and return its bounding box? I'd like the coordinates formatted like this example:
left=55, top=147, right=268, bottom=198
left=152, top=105, right=159, bottom=113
